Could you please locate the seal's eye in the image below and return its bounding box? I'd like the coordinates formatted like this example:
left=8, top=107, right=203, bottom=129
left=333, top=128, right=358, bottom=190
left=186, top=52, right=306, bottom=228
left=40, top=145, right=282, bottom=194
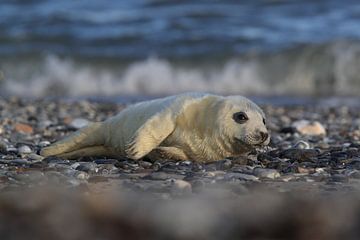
left=263, top=118, right=266, bottom=125
left=233, top=112, right=248, bottom=124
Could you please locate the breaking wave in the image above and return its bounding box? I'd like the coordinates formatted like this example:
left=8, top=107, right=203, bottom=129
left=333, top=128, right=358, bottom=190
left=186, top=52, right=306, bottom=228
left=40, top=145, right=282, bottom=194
left=1, top=41, right=360, bottom=97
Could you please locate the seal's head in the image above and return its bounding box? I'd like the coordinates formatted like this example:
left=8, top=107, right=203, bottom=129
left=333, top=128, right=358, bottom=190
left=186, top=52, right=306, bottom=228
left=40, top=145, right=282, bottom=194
left=217, top=96, right=270, bottom=150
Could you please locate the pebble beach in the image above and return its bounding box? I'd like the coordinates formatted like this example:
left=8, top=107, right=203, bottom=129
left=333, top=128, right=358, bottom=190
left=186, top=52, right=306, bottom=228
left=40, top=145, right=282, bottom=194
left=1, top=97, right=360, bottom=239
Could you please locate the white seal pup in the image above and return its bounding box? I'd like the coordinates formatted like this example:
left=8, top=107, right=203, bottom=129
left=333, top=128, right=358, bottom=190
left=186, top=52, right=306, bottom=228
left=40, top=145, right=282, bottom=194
left=41, top=93, right=269, bottom=162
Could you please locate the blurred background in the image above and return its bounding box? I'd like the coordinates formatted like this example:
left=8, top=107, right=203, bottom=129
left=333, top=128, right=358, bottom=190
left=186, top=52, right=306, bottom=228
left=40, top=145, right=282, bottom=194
left=1, top=0, right=360, bottom=98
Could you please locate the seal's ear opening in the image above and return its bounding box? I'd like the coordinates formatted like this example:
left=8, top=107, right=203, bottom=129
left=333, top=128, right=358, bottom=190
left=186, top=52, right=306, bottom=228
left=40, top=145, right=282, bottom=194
left=233, top=112, right=249, bottom=124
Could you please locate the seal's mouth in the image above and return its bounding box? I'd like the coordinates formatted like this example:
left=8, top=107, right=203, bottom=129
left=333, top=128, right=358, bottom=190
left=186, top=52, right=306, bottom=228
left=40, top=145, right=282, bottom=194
left=234, top=137, right=268, bottom=148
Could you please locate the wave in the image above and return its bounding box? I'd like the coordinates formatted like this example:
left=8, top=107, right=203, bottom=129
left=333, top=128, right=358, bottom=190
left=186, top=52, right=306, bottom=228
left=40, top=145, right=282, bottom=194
left=1, top=41, right=360, bottom=97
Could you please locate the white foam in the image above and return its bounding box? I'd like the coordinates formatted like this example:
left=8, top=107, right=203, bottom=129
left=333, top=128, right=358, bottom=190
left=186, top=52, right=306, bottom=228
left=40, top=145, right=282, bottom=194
left=2, top=56, right=271, bottom=97
left=2, top=43, right=360, bottom=97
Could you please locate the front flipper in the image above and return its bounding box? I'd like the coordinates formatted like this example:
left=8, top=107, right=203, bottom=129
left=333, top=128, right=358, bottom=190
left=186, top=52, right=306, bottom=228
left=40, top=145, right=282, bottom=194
left=125, top=110, right=175, bottom=160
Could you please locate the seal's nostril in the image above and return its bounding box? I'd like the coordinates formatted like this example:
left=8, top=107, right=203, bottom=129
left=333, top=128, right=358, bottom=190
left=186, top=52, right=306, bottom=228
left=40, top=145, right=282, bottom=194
left=260, top=132, right=268, bottom=141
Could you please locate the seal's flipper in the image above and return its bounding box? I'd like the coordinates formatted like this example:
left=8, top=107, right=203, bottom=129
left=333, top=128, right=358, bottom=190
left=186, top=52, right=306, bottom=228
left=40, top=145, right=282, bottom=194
left=56, top=146, right=116, bottom=159
left=125, top=110, right=175, bottom=160
left=40, top=122, right=105, bottom=157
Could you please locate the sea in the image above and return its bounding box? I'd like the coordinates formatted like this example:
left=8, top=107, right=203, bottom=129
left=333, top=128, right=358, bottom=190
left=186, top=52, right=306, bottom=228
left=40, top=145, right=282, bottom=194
left=1, top=0, right=360, bottom=101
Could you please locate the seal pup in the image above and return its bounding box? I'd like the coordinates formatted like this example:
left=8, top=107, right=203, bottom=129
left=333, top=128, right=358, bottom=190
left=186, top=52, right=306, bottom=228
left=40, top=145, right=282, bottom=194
left=41, top=93, right=269, bottom=162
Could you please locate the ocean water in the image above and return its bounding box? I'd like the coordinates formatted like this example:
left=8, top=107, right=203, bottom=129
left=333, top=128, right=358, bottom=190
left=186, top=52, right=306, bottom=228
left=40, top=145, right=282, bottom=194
left=1, top=0, right=360, bottom=97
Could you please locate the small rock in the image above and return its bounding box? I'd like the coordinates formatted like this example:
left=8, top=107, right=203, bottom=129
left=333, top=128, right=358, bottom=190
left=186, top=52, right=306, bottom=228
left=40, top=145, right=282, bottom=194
left=63, top=169, right=89, bottom=180
left=293, top=140, right=311, bottom=149
left=27, top=153, right=44, bottom=161
left=0, top=140, right=7, bottom=153
left=69, top=118, right=90, bottom=129
left=14, top=123, right=33, bottom=134
left=170, top=179, right=192, bottom=195
left=138, top=160, right=153, bottom=169
left=204, top=171, right=226, bottom=178
left=292, top=120, right=326, bottom=136
left=38, top=141, right=51, bottom=148
left=97, top=164, right=118, bottom=174
left=75, top=162, right=98, bottom=173
left=6, top=147, right=18, bottom=154
left=18, top=145, right=32, bottom=154
left=253, top=168, right=280, bottom=179
left=2, top=159, right=30, bottom=166
left=297, top=166, right=314, bottom=174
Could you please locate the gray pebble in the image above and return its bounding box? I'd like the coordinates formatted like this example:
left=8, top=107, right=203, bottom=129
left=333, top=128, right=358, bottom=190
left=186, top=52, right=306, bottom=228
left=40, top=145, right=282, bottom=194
left=18, top=145, right=32, bottom=154
left=70, top=118, right=89, bottom=129
left=27, top=153, right=44, bottom=161
left=74, top=162, right=98, bottom=174
left=293, top=140, right=311, bottom=149
left=170, top=179, right=192, bottom=195
left=38, top=141, right=51, bottom=148
left=138, top=160, right=153, bottom=169
left=0, top=140, right=8, bottom=153
left=253, top=168, right=280, bottom=179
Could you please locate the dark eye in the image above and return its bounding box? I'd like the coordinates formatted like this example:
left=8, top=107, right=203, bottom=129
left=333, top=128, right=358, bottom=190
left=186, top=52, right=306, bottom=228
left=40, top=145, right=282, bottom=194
left=263, top=118, right=266, bottom=125
left=233, top=112, right=248, bottom=124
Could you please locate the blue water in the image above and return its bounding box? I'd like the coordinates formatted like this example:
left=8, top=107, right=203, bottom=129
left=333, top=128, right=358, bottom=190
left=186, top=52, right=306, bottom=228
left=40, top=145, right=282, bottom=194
left=2, top=0, right=360, bottom=59
left=1, top=0, right=360, bottom=97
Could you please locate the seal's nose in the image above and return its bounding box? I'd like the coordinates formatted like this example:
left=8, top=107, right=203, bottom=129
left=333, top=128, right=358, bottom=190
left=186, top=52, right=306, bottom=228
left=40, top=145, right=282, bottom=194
left=260, top=131, right=269, bottom=142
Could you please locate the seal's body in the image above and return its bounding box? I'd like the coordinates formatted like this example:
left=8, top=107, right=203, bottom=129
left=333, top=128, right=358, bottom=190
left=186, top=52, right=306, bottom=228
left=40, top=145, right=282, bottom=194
left=41, top=93, right=269, bottom=162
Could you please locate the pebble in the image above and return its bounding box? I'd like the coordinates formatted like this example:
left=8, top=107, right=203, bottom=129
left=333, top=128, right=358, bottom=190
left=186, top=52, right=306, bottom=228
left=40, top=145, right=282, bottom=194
left=293, top=140, right=311, bottom=149
left=138, top=160, right=153, bottom=169
left=38, top=141, right=51, bottom=148
left=170, top=179, right=192, bottom=195
left=0, top=141, right=7, bottom=153
left=18, top=145, right=32, bottom=154
left=253, top=168, right=280, bottom=179
left=69, top=118, right=90, bottom=129
left=75, top=162, right=98, bottom=173
left=14, top=123, right=33, bottom=134
left=27, top=153, right=44, bottom=161
left=292, top=120, right=326, bottom=136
